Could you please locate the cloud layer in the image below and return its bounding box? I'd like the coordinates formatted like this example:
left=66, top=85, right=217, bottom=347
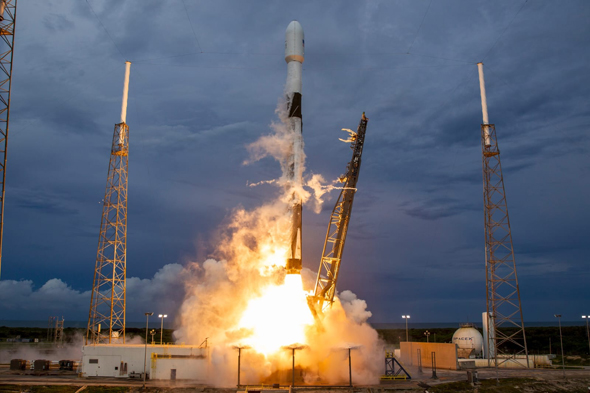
left=0, top=264, right=187, bottom=322
left=0, top=1, right=588, bottom=323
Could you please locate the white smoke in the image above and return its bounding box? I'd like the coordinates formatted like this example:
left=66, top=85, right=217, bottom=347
left=0, top=332, right=86, bottom=364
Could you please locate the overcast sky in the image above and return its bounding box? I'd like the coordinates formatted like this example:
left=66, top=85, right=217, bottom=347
left=0, top=0, right=588, bottom=325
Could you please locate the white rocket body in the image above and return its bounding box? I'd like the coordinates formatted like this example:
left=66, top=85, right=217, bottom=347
left=118, top=61, right=131, bottom=146
left=120, top=61, right=132, bottom=124
left=477, top=62, right=491, bottom=147
left=284, top=21, right=304, bottom=274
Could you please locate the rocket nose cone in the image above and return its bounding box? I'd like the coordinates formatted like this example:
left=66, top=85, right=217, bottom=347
left=285, top=21, right=304, bottom=63
left=286, top=20, right=303, bottom=33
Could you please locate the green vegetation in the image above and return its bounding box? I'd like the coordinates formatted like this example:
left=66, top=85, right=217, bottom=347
left=377, top=328, right=456, bottom=347
left=0, top=326, right=176, bottom=345
left=551, top=354, right=590, bottom=367
left=377, top=326, right=590, bottom=356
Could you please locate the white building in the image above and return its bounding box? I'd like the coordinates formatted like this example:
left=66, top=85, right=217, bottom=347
left=81, top=344, right=209, bottom=381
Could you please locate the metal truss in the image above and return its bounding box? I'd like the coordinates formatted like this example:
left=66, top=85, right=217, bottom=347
left=47, top=316, right=56, bottom=342
left=87, top=122, right=129, bottom=344
left=0, top=0, right=17, bottom=276
left=383, top=351, right=411, bottom=380
left=482, top=123, right=529, bottom=368
left=308, top=113, right=368, bottom=319
left=54, top=317, right=64, bottom=346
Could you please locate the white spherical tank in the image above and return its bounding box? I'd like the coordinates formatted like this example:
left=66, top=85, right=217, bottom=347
left=452, top=323, right=483, bottom=358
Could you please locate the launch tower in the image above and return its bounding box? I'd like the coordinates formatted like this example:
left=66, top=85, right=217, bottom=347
left=0, top=0, right=17, bottom=276
left=308, top=113, right=369, bottom=318
left=87, top=62, right=132, bottom=344
left=478, top=63, right=529, bottom=367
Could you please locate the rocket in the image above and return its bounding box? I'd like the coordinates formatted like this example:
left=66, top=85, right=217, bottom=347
left=284, top=21, right=304, bottom=275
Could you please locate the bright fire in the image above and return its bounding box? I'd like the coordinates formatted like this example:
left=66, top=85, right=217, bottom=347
left=236, top=273, right=314, bottom=356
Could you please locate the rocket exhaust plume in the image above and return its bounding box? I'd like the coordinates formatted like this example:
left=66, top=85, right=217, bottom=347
left=284, top=21, right=304, bottom=275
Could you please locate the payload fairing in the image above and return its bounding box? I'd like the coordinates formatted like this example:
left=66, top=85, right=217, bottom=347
left=284, top=21, right=304, bottom=275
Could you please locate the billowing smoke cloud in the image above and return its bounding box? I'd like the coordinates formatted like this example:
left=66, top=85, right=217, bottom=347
left=245, top=96, right=351, bottom=215
left=175, top=95, right=383, bottom=386
left=0, top=332, right=87, bottom=364
left=0, top=264, right=187, bottom=321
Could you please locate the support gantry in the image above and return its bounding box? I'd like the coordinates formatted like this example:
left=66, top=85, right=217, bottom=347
left=308, top=113, right=369, bottom=319
left=87, top=62, right=131, bottom=345
left=478, top=62, right=529, bottom=368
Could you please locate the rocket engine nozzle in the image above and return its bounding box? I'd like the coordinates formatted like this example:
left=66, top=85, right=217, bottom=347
left=286, top=258, right=302, bottom=275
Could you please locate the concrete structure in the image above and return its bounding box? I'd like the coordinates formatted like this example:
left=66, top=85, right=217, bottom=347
left=81, top=344, right=208, bottom=381
left=400, top=342, right=459, bottom=370
left=452, top=323, right=484, bottom=358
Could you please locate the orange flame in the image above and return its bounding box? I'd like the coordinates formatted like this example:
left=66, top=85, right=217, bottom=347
left=235, top=274, right=314, bottom=356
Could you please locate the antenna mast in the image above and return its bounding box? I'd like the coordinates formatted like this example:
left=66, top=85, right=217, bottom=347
left=87, top=61, right=131, bottom=344
left=478, top=62, right=529, bottom=368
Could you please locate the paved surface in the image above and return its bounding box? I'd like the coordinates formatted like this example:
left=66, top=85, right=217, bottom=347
left=0, top=366, right=589, bottom=390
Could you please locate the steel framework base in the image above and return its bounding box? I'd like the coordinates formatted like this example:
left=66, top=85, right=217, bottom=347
left=482, top=123, right=529, bottom=368
left=87, top=122, right=129, bottom=344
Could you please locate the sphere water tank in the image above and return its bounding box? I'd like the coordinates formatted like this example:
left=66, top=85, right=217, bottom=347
left=452, top=323, right=483, bottom=358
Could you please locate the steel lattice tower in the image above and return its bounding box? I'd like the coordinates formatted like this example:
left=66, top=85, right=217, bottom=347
left=0, top=0, right=17, bottom=276
left=478, top=63, right=529, bottom=368
left=87, top=62, right=131, bottom=345
left=308, top=113, right=369, bottom=319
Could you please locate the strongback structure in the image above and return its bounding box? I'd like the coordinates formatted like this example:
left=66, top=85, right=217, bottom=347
left=0, top=0, right=17, bottom=276
left=308, top=113, right=369, bottom=319
left=87, top=62, right=131, bottom=345
left=477, top=63, right=529, bottom=367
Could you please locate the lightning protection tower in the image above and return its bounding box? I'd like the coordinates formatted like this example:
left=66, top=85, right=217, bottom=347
left=0, top=0, right=17, bottom=276
left=87, top=61, right=132, bottom=345
left=477, top=62, right=529, bottom=368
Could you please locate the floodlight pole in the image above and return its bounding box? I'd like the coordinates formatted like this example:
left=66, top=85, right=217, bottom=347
left=292, top=348, right=295, bottom=386
left=402, top=315, right=410, bottom=341
left=159, top=314, right=167, bottom=345
left=238, top=347, right=241, bottom=387
left=583, top=316, right=590, bottom=355
left=348, top=347, right=352, bottom=387
left=555, top=314, right=565, bottom=379
left=143, top=312, right=153, bottom=389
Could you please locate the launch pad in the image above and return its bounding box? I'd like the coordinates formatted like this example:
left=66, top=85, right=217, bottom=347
left=72, top=14, right=532, bottom=390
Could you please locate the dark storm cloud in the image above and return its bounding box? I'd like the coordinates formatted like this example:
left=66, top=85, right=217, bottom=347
left=11, top=188, right=79, bottom=216
left=0, top=0, right=588, bottom=323
left=400, top=195, right=479, bottom=221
